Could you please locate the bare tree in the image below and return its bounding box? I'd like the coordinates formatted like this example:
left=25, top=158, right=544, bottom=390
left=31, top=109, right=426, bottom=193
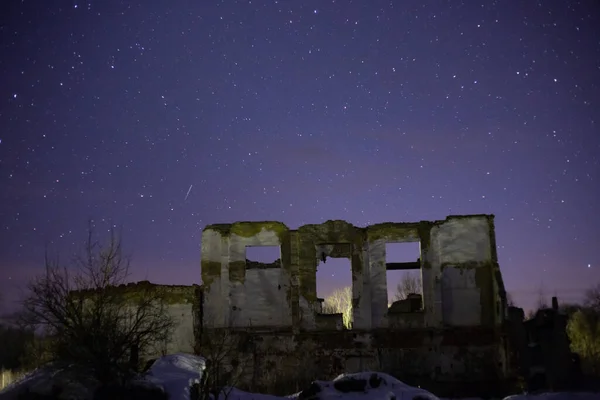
left=195, top=313, right=252, bottom=400
left=322, top=286, right=352, bottom=329
left=394, top=271, right=422, bottom=301
left=20, top=222, right=175, bottom=385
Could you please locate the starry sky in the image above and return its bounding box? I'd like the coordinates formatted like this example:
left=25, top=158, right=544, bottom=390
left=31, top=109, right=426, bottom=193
left=1, top=0, right=599, bottom=314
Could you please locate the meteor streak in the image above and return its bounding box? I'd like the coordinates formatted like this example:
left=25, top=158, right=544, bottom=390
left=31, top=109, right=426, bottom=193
left=184, top=184, right=193, bottom=201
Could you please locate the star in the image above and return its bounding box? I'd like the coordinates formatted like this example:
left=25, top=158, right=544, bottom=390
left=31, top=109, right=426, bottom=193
left=0, top=0, right=596, bottom=316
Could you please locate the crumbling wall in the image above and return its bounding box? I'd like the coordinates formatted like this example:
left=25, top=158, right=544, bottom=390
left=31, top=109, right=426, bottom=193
left=295, top=220, right=368, bottom=330
left=123, top=282, right=198, bottom=356
left=199, top=215, right=510, bottom=389
left=365, top=222, right=432, bottom=328
left=72, top=281, right=198, bottom=359
left=430, top=215, right=501, bottom=327
left=160, top=285, right=198, bottom=355
left=201, top=215, right=506, bottom=332
left=201, top=222, right=292, bottom=329
left=202, top=327, right=503, bottom=396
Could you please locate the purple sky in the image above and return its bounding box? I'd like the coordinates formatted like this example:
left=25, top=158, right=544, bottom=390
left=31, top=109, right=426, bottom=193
left=1, top=1, right=599, bottom=314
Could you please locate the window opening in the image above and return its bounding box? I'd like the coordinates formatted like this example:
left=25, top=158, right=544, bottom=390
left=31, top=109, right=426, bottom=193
left=385, top=242, right=423, bottom=312
left=316, top=256, right=353, bottom=329
left=245, top=245, right=281, bottom=269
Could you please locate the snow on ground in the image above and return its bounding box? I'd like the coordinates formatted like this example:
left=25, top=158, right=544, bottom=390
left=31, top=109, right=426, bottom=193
left=142, top=356, right=441, bottom=400
left=503, top=393, right=600, bottom=400
left=287, top=371, right=439, bottom=400
left=216, top=371, right=439, bottom=400
left=0, top=367, right=50, bottom=400
left=142, top=352, right=206, bottom=399
left=1, top=353, right=598, bottom=400
left=0, top=365, right=96, bottom=400
left=222, top=388, right=290, bottom=400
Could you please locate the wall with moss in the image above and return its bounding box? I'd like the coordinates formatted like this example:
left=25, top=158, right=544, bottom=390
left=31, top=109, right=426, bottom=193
left=202, top=221, right=292, bottom=328
left=365, top=221, right=437, bottom=328
left=202, top=328, right=506, bottom=396
left=198, top=215, right=510, bottom=394
left=164, top=302, right=195, bottom=354
left=71, top=281, right=199, bottom=360
left=201, top=228, right=227, bottom=326
left=200, top=214, right=507, bottom=331
left=431, top=215, right=502, bottom=327
left=130, top=284, right=197, bottom=355
left=295, top=220, right=368, bottom=330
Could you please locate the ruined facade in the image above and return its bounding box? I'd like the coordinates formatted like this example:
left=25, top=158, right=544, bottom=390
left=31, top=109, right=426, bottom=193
left=199, top=215, right=511, bottom=394
left=74, top=281, right=200, bottom=359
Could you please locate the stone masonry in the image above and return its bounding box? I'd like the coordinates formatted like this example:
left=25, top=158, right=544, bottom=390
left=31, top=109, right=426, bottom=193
left=199, top=215, right=512, bottom=394
left=201, top=215, right=507, bottom=330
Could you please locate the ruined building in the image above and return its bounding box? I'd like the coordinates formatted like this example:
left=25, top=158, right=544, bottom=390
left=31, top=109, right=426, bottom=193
left=507, top=297, right=581, bottom=391
left=199, top=214, right=511, bottom=394
left=71, top=281, right=200, bottom=358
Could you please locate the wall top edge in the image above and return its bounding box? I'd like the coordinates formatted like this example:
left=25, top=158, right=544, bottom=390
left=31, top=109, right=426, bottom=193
left=202, top=214, right=494, bottom=235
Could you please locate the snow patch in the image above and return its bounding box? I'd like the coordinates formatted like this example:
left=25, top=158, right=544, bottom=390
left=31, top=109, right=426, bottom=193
left=503, top=393, right=600, bottom=400
left=294, top=371, right=439, bottom=400
left=0, top=366, right=96, bottom=400
left=3, top=354, right=597, bottom=400
left=143, top=353, right=206, bottom=400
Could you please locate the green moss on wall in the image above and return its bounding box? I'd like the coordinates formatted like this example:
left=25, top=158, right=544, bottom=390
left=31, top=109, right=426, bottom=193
left=201, top=215, right=502, bottom=329
left=229, top=260, right=246, bottom=283
left=367, top=222, right=420, bottom=242
left=231, top=221, right=289, bottom=240
left=155, top=287, right=197, bottom=305
left=366, top=215, right=495, bottom=243
left=298, top=220, right=357, bottom=242
left=203, top=221, right=290, bottom=243
left=445, top=214, right=494, bottom=221
left=296, top=220, right=365, bottom=304
left=73, top=281, right=199, bottom=306
left=203, top=223, right=232, bottom=236
left=201, top=260, right=221, bottom=287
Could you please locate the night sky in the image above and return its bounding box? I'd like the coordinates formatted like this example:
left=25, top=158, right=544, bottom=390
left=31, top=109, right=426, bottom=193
left=1, top=1, right=599, bottom=314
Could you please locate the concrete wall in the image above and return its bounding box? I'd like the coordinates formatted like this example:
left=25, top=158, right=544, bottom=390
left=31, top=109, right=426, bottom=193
left=201, top=215, right=505, bottom=332
left=200, top=327, right=504, bottom=396
left=201, top=224, right=292, bottom=328
left=197, top=215, right=510, bottom=388
left=201, top=228, right=228, bottom=327
left=241, top=268, right=290, bottom=327
left=73, top=282, right=199, bottom=362
left=229, top=230, right=292, bottom=327
left=431, top=215, right=502, bottom=327
left=164, top=303, right=195, bottom=354
left=365, top=222, right=426, bottom=329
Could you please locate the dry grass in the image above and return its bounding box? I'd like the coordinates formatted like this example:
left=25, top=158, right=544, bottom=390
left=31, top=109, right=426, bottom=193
left=0, top=368, right=28, bottom=391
